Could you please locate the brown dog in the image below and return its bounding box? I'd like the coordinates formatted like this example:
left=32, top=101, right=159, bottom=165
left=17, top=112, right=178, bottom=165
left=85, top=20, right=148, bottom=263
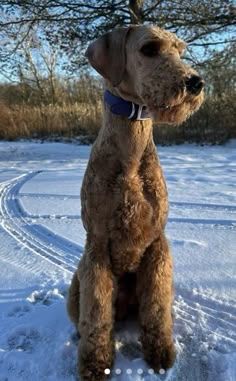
left=67, top=25, right=204, bottom=381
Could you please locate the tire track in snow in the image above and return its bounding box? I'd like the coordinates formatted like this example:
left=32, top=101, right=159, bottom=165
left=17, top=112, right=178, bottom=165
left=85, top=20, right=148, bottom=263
left=170, top=201, right=236, bottom=213
left=172, top=291, right=236, bottom=381
left=169, top=201, right=236, bottom=228
left=174, top=290, right=236, bottom=351
left=0, top=172, right=82, bottom=274
left=168, top=217, right=236, bottom=227
left=1, top=171, right=235, bottom=381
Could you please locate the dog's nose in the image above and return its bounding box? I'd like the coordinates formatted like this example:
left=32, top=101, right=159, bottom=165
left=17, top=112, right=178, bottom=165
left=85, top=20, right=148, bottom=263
left=185, top=75, right=205, bottom=95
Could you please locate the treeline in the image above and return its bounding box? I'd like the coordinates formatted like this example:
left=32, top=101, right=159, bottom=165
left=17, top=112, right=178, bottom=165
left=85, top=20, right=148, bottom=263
left=0, top=0, right=235, bottom=144
left=0, top=75, right=102, bottom=143
left=0, top=69, right=235, bottom=145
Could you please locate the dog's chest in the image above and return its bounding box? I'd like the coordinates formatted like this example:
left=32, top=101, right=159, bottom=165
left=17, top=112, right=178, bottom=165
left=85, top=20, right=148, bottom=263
left=106, top=171, right=168, bottom=274
left=81, top=144, right=168, bottom=275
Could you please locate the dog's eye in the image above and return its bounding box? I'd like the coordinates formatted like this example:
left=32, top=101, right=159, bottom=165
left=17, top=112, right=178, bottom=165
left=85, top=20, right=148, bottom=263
left=140, top=41, right=160, bottom=57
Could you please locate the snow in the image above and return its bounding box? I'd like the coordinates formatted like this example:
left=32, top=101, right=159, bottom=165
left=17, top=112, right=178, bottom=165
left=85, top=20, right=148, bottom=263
left=0, top=141, right=235, bottom=381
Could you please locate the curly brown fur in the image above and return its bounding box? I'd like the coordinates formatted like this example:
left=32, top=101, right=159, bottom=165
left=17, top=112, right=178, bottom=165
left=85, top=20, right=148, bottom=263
left=77, top=249, right=115, bottom=381
left=67, top=24, right=204, bottom=380
left=67, top=272, right=80, bottom=332
left=137, top=233, right=175, bottom=371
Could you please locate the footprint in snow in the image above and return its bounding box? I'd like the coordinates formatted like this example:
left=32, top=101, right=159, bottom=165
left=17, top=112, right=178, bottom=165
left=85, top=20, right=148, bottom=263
left=7, top=303, right=32, bottom=318
left=8, top=327, right=41, bottom=353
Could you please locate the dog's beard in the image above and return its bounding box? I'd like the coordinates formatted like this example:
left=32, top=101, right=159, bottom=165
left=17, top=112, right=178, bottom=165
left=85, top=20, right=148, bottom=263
left=148, top=91, right=204, bottom=125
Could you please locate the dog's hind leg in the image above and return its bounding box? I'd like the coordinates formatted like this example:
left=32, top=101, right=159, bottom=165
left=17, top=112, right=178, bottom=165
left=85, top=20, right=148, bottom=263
left=67, top=271, right=80, bottom=332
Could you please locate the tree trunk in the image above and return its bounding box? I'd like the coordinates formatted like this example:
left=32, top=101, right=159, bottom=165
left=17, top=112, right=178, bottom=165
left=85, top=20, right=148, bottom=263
left=129, top=0, right=144, bottom=24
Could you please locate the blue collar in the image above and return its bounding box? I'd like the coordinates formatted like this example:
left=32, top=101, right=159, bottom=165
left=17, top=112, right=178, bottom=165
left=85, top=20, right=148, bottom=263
left=104, top=90, right=152, bottom=121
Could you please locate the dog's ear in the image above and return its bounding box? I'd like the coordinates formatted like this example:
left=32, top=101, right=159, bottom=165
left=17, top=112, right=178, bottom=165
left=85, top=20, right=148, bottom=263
left=85, top=27, right=132, bottom=86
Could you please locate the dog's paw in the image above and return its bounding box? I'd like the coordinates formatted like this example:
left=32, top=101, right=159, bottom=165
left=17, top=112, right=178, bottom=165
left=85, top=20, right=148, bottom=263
left=79, top=342, right=114, bottom=381
left=144, top=340, right=176, bottom=373
left=79, top=365, right=109, bottom=381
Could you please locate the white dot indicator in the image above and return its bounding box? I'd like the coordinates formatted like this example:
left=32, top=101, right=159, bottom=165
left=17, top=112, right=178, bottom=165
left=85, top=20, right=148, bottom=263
left=160, top=368, right=165, bottom=374
left=137, top=368, right=143, bottom=375
left=148, top=368, right=154, bottom=374
left=126, top=368, right=132, bottom=374
left=104, top=368, right=110, bottom=375
left=115, top=368, right=122, bottom=375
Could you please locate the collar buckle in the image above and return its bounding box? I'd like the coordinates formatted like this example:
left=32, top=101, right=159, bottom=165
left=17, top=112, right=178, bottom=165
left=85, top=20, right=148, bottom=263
left=104, top=90, right=151, bottom=121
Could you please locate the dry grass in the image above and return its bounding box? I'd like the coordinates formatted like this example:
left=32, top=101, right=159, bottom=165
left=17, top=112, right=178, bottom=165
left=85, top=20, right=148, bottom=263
left=0, top=101, right=102, bottom=141
left=0, top=73, right=235, bottom=144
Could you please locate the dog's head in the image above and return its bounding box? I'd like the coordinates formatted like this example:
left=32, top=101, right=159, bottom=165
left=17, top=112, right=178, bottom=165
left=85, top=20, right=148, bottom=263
left=86, top=25, right=204, bottom=125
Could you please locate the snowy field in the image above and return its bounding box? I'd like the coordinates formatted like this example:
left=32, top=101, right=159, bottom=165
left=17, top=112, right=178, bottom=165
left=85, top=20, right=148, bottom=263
left=0, top=141, right=235, bottom=381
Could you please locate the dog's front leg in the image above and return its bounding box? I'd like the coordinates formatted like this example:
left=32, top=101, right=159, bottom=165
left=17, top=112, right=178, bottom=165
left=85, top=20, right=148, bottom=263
left=78, top=252, right=114, bottom=381
left=137, top=233, right=176, bottom=373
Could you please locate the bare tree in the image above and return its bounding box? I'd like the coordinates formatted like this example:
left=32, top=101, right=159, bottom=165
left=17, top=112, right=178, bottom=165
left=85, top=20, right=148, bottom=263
left=13, top=30, right=63, bottom=104
left=129, top=0, right=145, bottom=24
left=0, top=0, right=235, bottom=77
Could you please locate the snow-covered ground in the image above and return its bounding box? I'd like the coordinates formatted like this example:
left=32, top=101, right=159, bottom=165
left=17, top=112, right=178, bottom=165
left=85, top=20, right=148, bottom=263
left=0, top=141, right=235, bottom=381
